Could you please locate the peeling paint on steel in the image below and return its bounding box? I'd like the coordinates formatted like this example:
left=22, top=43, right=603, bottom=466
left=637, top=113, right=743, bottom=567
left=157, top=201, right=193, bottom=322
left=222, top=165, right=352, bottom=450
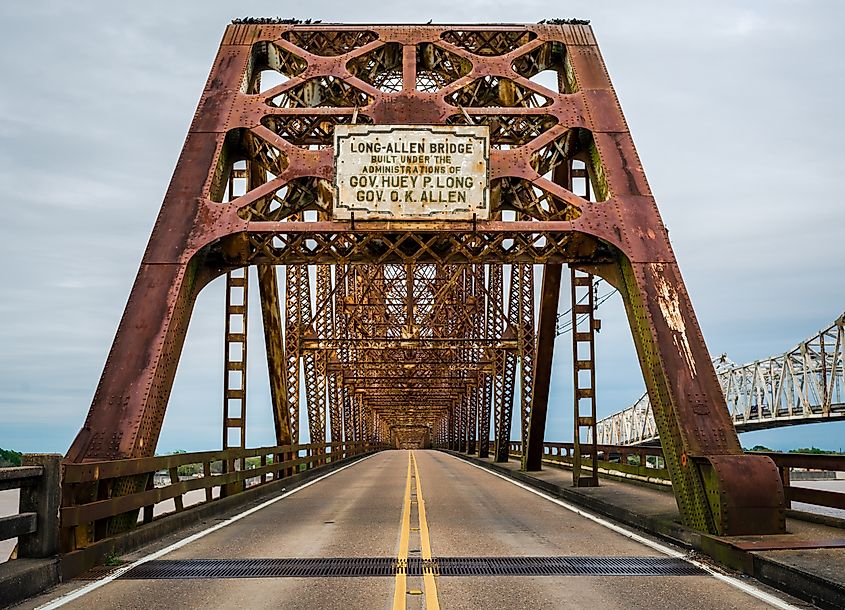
left=651, top=263, right=696, bottom=376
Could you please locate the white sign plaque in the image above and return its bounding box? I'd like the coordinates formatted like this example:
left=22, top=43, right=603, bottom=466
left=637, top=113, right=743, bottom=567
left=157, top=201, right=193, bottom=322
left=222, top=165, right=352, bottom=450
left=333, top=125, right=489, bottom=220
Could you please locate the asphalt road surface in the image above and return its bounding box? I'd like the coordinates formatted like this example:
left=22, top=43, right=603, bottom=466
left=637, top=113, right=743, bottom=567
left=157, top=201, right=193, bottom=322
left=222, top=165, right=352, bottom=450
left=19, top=451, right=805, bottom=610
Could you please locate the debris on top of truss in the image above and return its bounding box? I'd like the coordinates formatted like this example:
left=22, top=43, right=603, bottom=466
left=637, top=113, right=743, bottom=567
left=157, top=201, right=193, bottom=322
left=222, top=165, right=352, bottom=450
left=231, top=17, right=323, bottom=25
left=540, top=19, right=591, bottom=25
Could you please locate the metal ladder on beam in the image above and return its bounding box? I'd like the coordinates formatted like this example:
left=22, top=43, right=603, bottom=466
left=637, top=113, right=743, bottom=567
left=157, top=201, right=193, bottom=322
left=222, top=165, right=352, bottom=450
left=223, top=267, right=248, bottom=494
left=571, top=268, right=599, bottom=487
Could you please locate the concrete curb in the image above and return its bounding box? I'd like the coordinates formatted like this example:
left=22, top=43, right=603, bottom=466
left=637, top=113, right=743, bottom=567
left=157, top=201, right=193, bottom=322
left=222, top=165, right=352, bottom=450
left=0, top=559, right=60, bottom=609
left=441, top=450, right=845, bottom=610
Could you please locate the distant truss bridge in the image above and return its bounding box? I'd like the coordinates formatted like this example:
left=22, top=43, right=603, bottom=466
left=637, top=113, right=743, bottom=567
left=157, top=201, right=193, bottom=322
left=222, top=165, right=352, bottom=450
left=595, top=313, right=845, bottom=445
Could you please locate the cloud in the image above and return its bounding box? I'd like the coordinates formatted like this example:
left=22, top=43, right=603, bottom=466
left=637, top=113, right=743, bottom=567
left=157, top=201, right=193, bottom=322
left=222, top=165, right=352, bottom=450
left=0, top=0, right=842, bottom=454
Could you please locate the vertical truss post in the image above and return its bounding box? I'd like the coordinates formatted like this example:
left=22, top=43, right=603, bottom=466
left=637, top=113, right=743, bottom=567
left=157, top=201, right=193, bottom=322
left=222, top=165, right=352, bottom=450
left=282, top=262, right=305, bottom=476
left=478, top=265, right=495, bottom=458
left=365, top=408, right=374, bottom=445
left=490, top=265, right=509, bottom=462
left=450, top=403, right=461, bottom=451
left=467, top=263, right=484, bottom=455
left=523, top=264, right=562, bottom=471
left=454, top=395, right=463, bottom=451
left=571, top=268, right=599, bottom=487
left=313, top=263, right=333, bottom=462
left=478, top=265, right=493, bottom=458
left=819, top=331, right=829, bottom=413
left=284, top=264, right=304, bottom=444
left=356, top=393, right=366, bottom=443
left=329, top=265, right=348, bottom=446
left=257, top=265, right=291, bottom=445
left=342, top=386, right=353, bottom=442
left=453, top=408, right=462, bottom=450
left=223, top=267, right=248, bottom=494
left=460, top=395, right=468, bottom=452
left=337, top=264, right=355, bottom=444
left=467, top=387, right=478, bottom=454
left=458, top=400, right=464, bottom=450
left=517, top=263, right=536, bottom=455
left=327, top=357, right=341, bottom=445
left=457, top=266, right=470, bottom=453
left=303, top=265, right=326, bottom=447
left=480, top=391, right=492, bottom=456
left=496, top=265, right=519, bottom=462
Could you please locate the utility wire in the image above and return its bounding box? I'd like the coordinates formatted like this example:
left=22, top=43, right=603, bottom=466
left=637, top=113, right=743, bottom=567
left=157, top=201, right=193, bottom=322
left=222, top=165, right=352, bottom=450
left=555, top=278, right=598, bottom=322
left=555, top=277, right=618, bottom=336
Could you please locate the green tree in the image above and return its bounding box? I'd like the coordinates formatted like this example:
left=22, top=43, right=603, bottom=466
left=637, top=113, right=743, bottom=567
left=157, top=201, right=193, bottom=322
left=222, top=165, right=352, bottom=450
left=789, top=447, right=837, bottom=455
left=745, top=445, right=774, bottom=453
left=0, top=448, right=22, bottom=467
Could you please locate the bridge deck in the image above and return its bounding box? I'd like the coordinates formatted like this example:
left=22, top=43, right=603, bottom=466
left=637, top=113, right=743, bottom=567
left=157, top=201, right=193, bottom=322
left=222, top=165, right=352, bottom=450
left=23, top=451, right=798, bottom=609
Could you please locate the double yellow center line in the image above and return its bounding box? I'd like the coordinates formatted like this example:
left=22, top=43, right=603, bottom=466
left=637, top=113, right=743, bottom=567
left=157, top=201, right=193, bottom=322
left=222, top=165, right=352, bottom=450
left=393, top=451, right=439, bottom=610
left=393, top=454, right=413, bottom=609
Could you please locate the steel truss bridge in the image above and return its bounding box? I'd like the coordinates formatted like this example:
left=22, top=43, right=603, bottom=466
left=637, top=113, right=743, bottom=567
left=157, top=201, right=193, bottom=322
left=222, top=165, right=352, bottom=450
left=61, top=21, right=788, bottom=543
left=596, top=313, right=845, bottom=445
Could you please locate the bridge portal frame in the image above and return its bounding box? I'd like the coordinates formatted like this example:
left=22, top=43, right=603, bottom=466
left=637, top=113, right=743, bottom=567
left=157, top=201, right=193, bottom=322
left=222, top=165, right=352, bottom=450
left=66, top=20, right=784, bottom=537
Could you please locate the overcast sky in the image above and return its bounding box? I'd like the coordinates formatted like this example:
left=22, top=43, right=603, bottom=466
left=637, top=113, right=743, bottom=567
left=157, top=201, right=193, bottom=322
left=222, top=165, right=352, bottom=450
left=1, top=1, right=843, bottom=455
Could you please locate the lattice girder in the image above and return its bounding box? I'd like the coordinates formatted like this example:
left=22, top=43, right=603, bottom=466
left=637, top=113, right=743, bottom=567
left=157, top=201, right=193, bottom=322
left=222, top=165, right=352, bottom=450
left=67, top=22, right=785, bottom=538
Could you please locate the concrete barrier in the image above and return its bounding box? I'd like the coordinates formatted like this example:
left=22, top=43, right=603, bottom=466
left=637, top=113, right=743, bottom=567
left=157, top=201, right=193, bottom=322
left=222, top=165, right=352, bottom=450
left=0, top=454, right=62, bottom=608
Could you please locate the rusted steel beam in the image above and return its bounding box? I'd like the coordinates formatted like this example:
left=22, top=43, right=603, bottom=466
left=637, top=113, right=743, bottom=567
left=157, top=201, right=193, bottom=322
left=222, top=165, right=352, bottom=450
left=315, top=262, right=339, bottom=440
left=517, top=263, right=536, bottom=454
left=523, top=264, right=562, bottom=471
left=496, top=266, right=519, bottom=462
left=257, top=265, right=292, bottom=445
left=302, top=265, right=326, bottom=445
left=284, top=264, right=305, bottom=444
left=65, top=21, right=785, bottom=538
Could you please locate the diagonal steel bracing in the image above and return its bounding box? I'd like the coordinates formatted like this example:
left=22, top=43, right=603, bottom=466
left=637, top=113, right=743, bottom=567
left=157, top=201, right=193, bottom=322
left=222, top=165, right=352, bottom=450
left=66, top=21, right=786, bottom=542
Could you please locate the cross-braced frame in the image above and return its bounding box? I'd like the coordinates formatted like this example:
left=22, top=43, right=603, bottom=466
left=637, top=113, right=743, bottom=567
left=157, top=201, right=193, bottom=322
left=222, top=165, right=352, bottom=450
left=66, top=21, right=785, bottom=539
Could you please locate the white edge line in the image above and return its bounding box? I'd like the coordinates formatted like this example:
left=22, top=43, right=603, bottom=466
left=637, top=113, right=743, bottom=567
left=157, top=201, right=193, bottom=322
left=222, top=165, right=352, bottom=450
left=459, top=457, right=801, bottom=610
left=35, top=453, right=377, bottom=610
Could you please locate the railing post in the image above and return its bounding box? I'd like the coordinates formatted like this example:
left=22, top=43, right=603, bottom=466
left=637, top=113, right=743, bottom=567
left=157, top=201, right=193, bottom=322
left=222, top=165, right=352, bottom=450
left=140, top=473, right=155, bottom=525
left=780, top=465, right=792, bottom=509
left=204, top=461, right=213, bottom=501
left=19, top=454, right=61, bottom=558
